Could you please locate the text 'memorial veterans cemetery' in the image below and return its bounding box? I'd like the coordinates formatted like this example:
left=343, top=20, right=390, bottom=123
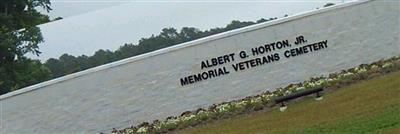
left=1, top=0, right=399, bottom=133
left=180, top=35, right=328, bottom=86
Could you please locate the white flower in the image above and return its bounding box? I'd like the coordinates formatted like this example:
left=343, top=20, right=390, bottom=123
left=137, top=126, right=148, bottom=133
left=250, top=97, right=262, bottom=104
left=179, top=114, right=197, bottom=124
left=217, top=104, right=230, bottom=113
left=261, top=94, right=274, bottom=101
left=126, top=128, right=134, bottom=133
left=339, top=72, right=354, bottom=78
left=356, top=67, right=367, bottom=73
left=153, top=123, right=162, bottom=130
left=344, top=72, right=354, bottom=76
left=197, top=110, right=208, bottom=116
left=296, top=86, right=306, bottom=91
left=285, top=90, right=292, bottom=95
left=382, top=63, right=393, bottom=68
left=315, top=79, right=326, bottom=86
left=166, top=118, right=179, bottom=125
left=235, top=100, right=248, bottom=109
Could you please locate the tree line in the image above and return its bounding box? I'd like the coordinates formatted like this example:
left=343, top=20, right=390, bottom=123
left=44, top=18, right=275, bottom=79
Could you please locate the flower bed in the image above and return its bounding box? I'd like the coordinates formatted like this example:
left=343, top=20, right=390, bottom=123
left=110, top=56, right=400, bottom=134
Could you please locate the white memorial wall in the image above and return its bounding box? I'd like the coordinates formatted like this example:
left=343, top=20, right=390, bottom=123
left=1, top=0, right=399, bottom=133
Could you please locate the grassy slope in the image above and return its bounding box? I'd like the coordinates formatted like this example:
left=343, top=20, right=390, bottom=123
left=177, top=71, right=400, bottom=134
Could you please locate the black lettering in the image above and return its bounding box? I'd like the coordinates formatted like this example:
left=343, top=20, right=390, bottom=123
left=223, top=55, right=230, bottom=63
left=274, top=53, right=280, bottom=61
left=312, top=43, right=319, bottom=51
left=303, top=45, right=309, bottom=53
left=209, top=69, right=216, bottom=77
left=188, top=76, right=194, bottom=84
left=211, top=58, right=218, bottom=66
left=218, top=68, right=224, bottom=75
left=243, top=60, right=250, bottom=69
left=269, top=42, right=276, bottom=51
left=255, top=57, right=262, bottom=65
left=262, top=56, right=270, bottom=63
left=201, top=61, right=208, bottom=70
left=239, top=51, right=248, bottom=59
left=217, top=57, right=223, bottom=65
left=284, top=50, right=291, bottom=58
left=201, top=72, right=208, bottom=79
left=229, top=53, right=235, bottom=61
left=223, top=67, right=230, bottom=74
left=322, top=40, right=328, bottom=48
left=276, top=41, right=282, bottom=49
left=295, top=36, right=306, bottom=45
left=251, top=47, right=259, bottom=56
left=232, top=64, right=239, bottom=71
left=282, top=40, right=290, bottom=47
left=193, top=73, right=202, bottom=82
left=249, top=59, right=256, bottom=67
left=265, top=44, right=272, bottom=52
left=180, top=77, right=189, bottom=86
left=267, top=54, right=275, bottom=62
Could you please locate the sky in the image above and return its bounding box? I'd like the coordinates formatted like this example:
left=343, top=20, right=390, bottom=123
left=32, top=0, right=348, bottom=61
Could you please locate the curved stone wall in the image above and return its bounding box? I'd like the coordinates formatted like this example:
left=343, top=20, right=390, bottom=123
left=1, top=0, right=399, bottom=133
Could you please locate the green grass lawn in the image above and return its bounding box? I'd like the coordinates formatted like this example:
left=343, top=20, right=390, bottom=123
left=177, top=71, right=400, bottom=134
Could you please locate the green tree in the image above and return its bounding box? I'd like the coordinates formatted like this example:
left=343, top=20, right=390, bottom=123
left=0, top=0, right=52, bottom=95
left=12, top=58, right=52, bottom=91
left=59, top=54, right=81, bottom=74
left=179, top=27, right=202, bottom=42
left=44, top=58, right=64, bottom=78
left=88, top=49, right=116, bottom=67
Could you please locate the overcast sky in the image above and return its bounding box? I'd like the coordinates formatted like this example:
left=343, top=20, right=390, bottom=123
left=32, top=0, right=348, bottom=61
